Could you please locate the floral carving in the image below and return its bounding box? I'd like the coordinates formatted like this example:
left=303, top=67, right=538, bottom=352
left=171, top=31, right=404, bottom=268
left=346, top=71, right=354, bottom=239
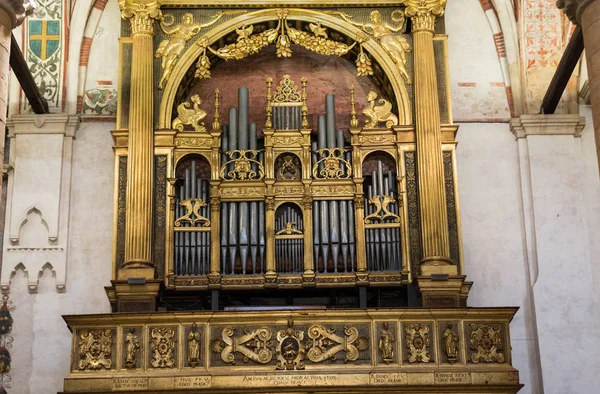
left=78, top=329, right=112, bottom=370
left=151, top=328, right=176, bottom=368
left=211, top=327, right=273, bottom=365
left=469, top=323, right=504, bottom=363
left=405, top=324, right=431, bottom=363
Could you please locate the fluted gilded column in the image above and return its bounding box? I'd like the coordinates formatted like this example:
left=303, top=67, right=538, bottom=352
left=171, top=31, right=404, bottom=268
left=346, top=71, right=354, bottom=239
left=405, top=1, right=456, bottom=275
left=120, top=1, right=161, bottom=274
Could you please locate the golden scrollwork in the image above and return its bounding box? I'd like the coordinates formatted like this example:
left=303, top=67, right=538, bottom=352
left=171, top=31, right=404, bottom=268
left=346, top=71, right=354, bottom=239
left=274, top=186, right=304, bottom=195
left=379, top=322, right=395, bottom=364
left=175, top=198, right=210, bottom=227
left=328, top=9, right=412, bottom=84
left=172, top=95, right=207, bottom=132
left=364, top=195, right=401, bottom=224
left=211, top=327, right=273, bottom=365
left=220, top=150, right=265, bottom=181
left=155, top=12, right=225, bottom=89
left=359, top=134, right=396, bottom=144
left=78, top=329, right=112, bottom=370
left=306, top=325, right=369, bottom=363
left=174, top=137, right=212, bottom=148
left=272, top=75, right=302, bottom=103
left=312, top=148, right=352, bottom=179
left=273, top=136, right=303, bottom=146
left=405, top=324, right=431, bottom=363
left=363, top=91, right=399, bottom=128
left=469, top=323, right=504, bottom=363
left=276, top=318, right=305, bottom=370
left=443, top=324, right=459, bottom=364
left=124, top=328, right=139, bottom=370
left=311, top=185, right=354, bottom=196
left=285, top=18, right=357, bottom=57
left=187, top=323, right=201, bottom=368
left=151, top=327, right=176, bottom=368
left=220, top=186, right=266, bottom=198
left=276, top=222, right=303, bottom=235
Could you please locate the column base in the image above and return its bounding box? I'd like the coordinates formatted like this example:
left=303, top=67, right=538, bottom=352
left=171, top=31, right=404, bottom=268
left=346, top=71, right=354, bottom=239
left=420, top=255, right=458, bottom=275
left=109, top=279, right=162, bottom=312
left=117, top=266, right=155, bottom=280
left=417, top=275, right=471, bottom=307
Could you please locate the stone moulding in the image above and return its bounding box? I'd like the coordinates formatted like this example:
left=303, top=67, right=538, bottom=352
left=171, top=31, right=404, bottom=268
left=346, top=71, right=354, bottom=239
left=62, top=308, right=523, bottom=393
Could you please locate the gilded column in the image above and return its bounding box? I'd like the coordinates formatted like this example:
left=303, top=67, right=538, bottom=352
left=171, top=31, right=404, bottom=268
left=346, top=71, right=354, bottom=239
left=404, top=0, right=456, bottom=275
left=120, top=1, right=161, bottom=275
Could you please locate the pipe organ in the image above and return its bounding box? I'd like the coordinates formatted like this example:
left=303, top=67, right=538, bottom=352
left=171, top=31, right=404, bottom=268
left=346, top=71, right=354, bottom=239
left=161, top=74, right=416, bottom=294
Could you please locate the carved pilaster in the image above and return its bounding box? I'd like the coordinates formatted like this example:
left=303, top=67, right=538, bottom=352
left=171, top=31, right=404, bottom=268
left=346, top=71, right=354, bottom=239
left=404, top=0, right=445, bottom=33
left=119, top=1, right=161, bottom=275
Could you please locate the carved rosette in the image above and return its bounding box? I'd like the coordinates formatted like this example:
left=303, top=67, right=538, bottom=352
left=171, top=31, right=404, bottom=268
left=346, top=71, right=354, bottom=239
left=405, top=324, right=431, bottom=363
left=78, top=329, right=113, bottom=370
left=150, top=327, right=176, bottom=368
left=403, top=0, right=447, bottom=33
left=469, top=323, right=505, bottom=363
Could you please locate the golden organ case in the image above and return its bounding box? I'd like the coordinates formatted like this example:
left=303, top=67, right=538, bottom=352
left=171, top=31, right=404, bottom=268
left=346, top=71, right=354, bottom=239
left=61, top=1, right=523, bottom=393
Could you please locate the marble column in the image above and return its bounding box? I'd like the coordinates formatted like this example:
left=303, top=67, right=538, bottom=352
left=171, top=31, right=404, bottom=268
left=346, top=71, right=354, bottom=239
left=510, top=114, right=600, bottom=393
left=120, top=2, right=161, bottom=277
left=405, top=0, right=464, bottom=306
left=557, top=0, right=600, bottom=168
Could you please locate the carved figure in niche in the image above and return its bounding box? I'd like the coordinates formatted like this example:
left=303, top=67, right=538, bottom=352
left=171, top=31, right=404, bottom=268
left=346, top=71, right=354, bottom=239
left=379, top=322, right=395, bottom=364
left=277, top=154, right=300, bottom=180
left=156, top=12, right=224, bottom=89
left=334, top=10, right=411, bottom=84
left=187, top=323, right=201, bottom=367
left=124, top=328, right=140, bottom=369
left=443, top=324, right=459, bottom=363
left=172, top=95, right=207, bottom=133
left=363, top=91, right=399, bottom=128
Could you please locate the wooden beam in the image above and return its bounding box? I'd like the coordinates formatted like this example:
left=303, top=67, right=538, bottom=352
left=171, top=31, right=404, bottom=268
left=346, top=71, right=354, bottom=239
left=9, top=33, right=49, bottom=114
left=540, top=26, right=584, bottom=114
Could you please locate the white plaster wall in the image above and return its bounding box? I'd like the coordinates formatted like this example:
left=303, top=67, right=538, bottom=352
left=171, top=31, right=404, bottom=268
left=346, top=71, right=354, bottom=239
left=456, top=110, right=600, bottom=394
left=84, top=0, right=120, bottom=91
left=8, top=122, right=114, bottom=394
left=446, top=0, right=511, bottom=120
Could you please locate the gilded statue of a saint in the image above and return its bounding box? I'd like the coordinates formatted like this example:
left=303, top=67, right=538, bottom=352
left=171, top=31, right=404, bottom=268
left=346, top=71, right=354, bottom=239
left=156, top=12, right=224, bottom=89
left=187, top=323, right=201, bottom=367
left=379, top=322, right=395, bottom=364
left=443, top=324, right=459, bottom=363
left=124, top=328, right=140, bottom=369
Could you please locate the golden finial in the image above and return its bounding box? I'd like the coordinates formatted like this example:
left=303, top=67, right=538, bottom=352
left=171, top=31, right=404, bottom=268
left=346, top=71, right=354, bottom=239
left=212, top=88, right=220, bottom=132
left=350, top=84, right=358, bottom=128
left=265, top=77, right=273, bottom=129
left=301, top=77, right=309, bottom=129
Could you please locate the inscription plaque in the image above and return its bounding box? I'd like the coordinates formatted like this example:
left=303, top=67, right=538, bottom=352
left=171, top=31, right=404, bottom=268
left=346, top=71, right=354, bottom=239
left=175, top=376, right=211, bottom=389
left=112, top=377, right=149, bottom=390
left=370, top=372, right=407, bottom=385
left=214, top=373, right=367, bottom=388
left=435, top=372, right=472, bottom=384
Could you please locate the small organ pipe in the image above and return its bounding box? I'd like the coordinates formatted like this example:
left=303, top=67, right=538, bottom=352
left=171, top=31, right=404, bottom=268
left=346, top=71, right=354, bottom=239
left=348, top=199, right=355, bottom=271
left=325, top=94, right=336, bottom=148
left=259, top=201, right=265, bottom=273
left=238, top=88, right=249, bottom=150
left=228, top=108, right=238, bottom=274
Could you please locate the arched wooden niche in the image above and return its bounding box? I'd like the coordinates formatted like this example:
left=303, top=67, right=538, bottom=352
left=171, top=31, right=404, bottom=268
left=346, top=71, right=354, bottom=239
left=158, top=8, right=412, bottom=129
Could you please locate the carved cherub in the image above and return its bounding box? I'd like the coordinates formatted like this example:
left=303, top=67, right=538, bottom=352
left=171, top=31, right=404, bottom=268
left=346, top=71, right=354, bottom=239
left=332, top=10, right=412, bottom=84
left=156, top=12, right=224, bottom=89
left=362, top=91, right=399, bottom=128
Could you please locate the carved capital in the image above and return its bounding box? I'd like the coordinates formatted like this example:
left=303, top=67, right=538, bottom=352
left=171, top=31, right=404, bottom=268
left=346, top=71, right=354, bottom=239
left=0, top=0, right=35, bottom=29
left=403, top=0, right=446, bottom=33
left=120, top=1, right=161, bottom=36
left=557, top=0, right=596, bottom=24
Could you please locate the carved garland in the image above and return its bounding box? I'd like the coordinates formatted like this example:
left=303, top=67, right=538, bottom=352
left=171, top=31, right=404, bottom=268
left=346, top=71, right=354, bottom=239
left=194, top=9, right=372, bottom=80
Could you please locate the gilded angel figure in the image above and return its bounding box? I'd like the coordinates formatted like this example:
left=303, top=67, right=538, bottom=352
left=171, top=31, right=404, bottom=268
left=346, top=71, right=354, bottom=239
left=336, top=10, right=412, bottom=84
left=156, top=12, right=224, bottom=89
